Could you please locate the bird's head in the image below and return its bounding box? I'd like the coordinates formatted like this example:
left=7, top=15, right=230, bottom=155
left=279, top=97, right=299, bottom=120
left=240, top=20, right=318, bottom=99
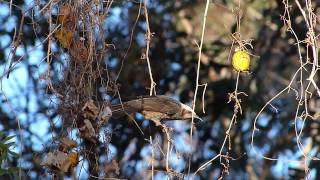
left=180, top=103, right=202, bottom=121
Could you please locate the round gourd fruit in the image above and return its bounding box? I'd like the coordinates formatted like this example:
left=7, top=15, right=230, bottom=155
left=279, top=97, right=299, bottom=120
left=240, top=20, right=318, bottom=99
left=232, top=50, right=250, bottom=72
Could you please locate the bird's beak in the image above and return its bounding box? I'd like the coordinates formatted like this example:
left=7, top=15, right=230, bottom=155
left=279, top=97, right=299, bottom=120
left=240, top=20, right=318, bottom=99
left=180, top=103, right=203, bottom=122
left=193, top=114, right=203, bottom=121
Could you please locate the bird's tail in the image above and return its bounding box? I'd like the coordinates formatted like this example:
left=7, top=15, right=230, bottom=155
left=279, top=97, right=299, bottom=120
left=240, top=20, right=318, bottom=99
left=110, top=99, right=143, bottom=119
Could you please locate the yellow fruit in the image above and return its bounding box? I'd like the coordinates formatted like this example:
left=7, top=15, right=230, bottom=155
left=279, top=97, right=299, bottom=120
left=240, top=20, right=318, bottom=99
left=55, top=28, right=73, bottom=48
left=232, top=50, right=250, bottom=72
left=67, top=152, right=79, bottom=167
left=57, top=5, right=71, bottom=24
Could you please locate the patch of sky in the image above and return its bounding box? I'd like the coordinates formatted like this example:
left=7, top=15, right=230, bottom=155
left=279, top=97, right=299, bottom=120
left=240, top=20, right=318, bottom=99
left=77, top=160, right=89, bottom=179
left=58, top=52, right=70, bottom=67
left=1, top=45, right=25, bottom=70
left=163, top=14, right=173, bottom=22
left=248, top=143, right=271, bottom=160
left=99, top=89, right=111, bottom=101
left=169, top=152, right=185, bottom=172
left=155, top=172, right=169, bottom=180
left=30, top=114, right=49, bottom=138
left=98, top=127, right=113, bottom=146
left=203, top=140, right=215, bottom=159
left=136, top=31, right=146, bottom=46
left=170, top=94, right=180, bottom=101
left=122, top=160, right=135, bottom=175
left=27, top=89, right=39, bottom=114
left=0, top=4, right=9, bottom=17
left=52, top=55, right=68, bottom=80
left=309, top=146, right=319, bottom=160
left=135, top=160, right=148, bottom=172
left=99, top=154, right=108, bottom=163
left=52, top=114, right=62, bottom=128
left=249, top=144, right=270, bottom=164
left=171, top=62, right=182, bottom=71
left=257, top=113, right=270, bottom=127
left=185, top=174, right=200, bottom=180
left=159, top=79, right=165, bottom=86
left=20, top=158, right=33, bottom=169
left=293, top=137, right=315, bottom=158
left=50, top=41, right=58, bottom=52
left=3, top=16, right=17, bottom=32
left=30, top=133, right=45, bottom=151
left=1, top=101, right=21, bottom=122
left=28, top=39, right=44, bottom=65
left=135, top=112, right=145, bottom=121
left=1, top=64, right=28, bottom=101
left=50, top=6, right=58, bottom=15
left=247, top=146, right=261, bottom=160
left=173, top=133, right=192, bottom=153
left=267, top=125, right=279, bottom=139
left=271, top=153, right=295, bottom=178
left=92, top=25, right=100, bottom=38
left=150, top=1, right=164, bottom=13
left=172, top=120, right=189, bottom=132
left=11, top=45, right=26, bottom=58
left=33, top=62, right=48, bottom=81
left=294, top=117, right=304, bottom=130
left=105, top=7, right=122, bottom=25
left=0, top=102, right=14, bottom=120
left=210, top=121, right=221, bottom=137
left=241, top=118, right=250, bottom=132
left=260, top=143, right=271, bottom=155
left=140, top=144, right=151, bottom=157
left=107, top=57, right=119, bottom=68
left=123, top=138, right=137, bottom=160
left=66, top=129, right=77, bottom=143
left=0, top=34, right=11, bottom=48
left=104, top=7, right=130, bottom=36
left=29, top=171, right=37, bottom=179
left=308, top=169, right=316, bottom=179
left=108, top=143, right=118, bottom=159
left=24, top=0, right=34, bottom=7
left=142, top=119, right=150, bottom=127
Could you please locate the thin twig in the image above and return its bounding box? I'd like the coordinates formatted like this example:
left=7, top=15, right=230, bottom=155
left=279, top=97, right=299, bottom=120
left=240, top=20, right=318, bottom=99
left=188, top=0, right=210, bottom=178
left=143, top=0, right=156, bottom=96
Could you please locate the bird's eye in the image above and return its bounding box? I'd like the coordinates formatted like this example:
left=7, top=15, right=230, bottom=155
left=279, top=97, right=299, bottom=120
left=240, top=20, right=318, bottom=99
left=181, top=109, right=193, bottom=119
left=166, top=112, right=175, bottom=116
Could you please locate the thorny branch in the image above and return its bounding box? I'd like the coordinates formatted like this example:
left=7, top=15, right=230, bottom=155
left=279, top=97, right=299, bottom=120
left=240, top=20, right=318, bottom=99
left=251, top=0, right=320, bottom=177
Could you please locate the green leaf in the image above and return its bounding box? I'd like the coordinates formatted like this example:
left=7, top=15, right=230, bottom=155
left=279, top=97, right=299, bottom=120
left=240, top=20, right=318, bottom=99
left=0, top=143, right=8, bottom=149
left=8, top=151, right=18, bottom=157
left=5, top=142, right=15, bottom=148
left=0, top=167, right=18, bottom=176
left=0, top=155, right=6, bottom=162
left=2, top=135, right=15, bottom=143
left=7, top=167, right=19, bottom=174
left=0, top=151, right=8, bottom=159
left=0, top=169, right=6, bottom=176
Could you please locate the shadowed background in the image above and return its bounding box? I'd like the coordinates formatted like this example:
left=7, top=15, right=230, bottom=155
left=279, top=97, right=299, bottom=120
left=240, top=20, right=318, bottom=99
left=0, top=0, right=320, bottom=179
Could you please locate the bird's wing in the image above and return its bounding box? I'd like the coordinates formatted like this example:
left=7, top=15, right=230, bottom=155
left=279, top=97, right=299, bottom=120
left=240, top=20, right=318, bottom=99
left=139, top=96, right=181, bottom=115
left=110, top=99, right=143, bottom=119
left=110, top=96, right=181, bottom=119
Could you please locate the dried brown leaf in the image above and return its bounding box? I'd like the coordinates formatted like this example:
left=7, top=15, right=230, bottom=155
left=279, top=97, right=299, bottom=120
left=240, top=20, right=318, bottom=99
left=60, top=137, right=77, bottom=152
left=41, top=151, right=78, bottom=173
left=79, top=119, right=96, bottom=140
left=81, top=100, right=99, bottom=119
left=105, top=159, right=120, bottom=175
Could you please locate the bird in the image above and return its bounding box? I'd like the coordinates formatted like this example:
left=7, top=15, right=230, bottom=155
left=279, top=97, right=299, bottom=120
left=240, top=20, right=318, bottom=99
left=110, top=95, right=202, bottom=123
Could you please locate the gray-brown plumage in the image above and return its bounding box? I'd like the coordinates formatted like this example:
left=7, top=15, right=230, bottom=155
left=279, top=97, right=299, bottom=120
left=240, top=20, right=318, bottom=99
left=111, top=96, right=202, bottom=122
